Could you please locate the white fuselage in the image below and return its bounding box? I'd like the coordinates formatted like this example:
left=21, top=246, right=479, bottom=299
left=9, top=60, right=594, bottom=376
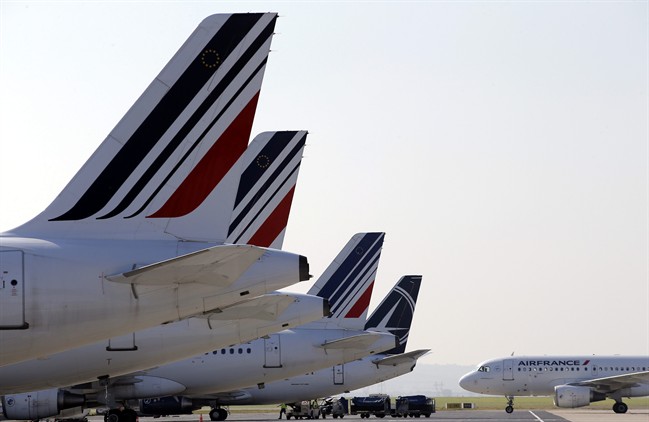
left=92, top=327, right=397, bottom=400
left=211, top=353, right=419, bottom=405
left=459, top=356, right=649, bottom=397
left=0, top=236, right=302, bottom=367
left=0, top=292, right=325, bottom=394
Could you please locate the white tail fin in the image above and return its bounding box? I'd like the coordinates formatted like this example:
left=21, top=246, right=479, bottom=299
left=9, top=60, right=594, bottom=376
left=225, top=131, right=307, bottom=249
left=10, top=13, right=277, bottom=241
left=303, top=232, right=385, bottom=330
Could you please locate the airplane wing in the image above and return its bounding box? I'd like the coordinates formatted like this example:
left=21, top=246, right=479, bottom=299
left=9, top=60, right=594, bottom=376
left=106, top=245, right=265, bottom=286
left=572, top=370, right=649, bottom=392
left=371, top=349, right=431, bottom=366
left=319, top=333, right=394, bottom=350
left=205, top=294, right=299, bottom=321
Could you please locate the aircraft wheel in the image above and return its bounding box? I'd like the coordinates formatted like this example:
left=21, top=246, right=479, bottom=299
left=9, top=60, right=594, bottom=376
left=210, top=408, right=226, bottom=421
left=613, top=402, right=628, bottom=414
left=105, top=410, right=120, bottom=422
left=505, top=406, right=514, bottom=414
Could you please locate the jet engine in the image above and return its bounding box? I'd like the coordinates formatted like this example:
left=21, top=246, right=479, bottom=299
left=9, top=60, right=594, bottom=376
left=553, top=385, right=606, bottom=408
left=139, top=396, right=197, bottom=416
left=1, top=389, right=85, bottom=420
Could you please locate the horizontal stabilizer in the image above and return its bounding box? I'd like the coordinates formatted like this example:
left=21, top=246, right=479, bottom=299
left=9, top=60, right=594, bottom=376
left=106, top=244, right=265, bottom=285
left=372, top=349, right=431, bottom=366
left=206, top=293, right=300, bottom=321
left=319, top=332, right=392, bottom=350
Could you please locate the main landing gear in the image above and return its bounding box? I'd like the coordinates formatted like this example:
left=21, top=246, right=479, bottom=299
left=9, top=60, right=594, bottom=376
left=104, top=408, right=138, bottom=422
left=612, top=401, right=628, bottom=414
left=504, top=396, right=514, bottom=414
left=209, top=407, right=228, bottom=421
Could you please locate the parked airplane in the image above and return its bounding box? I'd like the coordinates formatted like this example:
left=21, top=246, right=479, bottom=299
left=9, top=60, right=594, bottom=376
left=137, top=275, right=427, bottom=420
left=459, top=355, right=649, bottom=414
left=0, top=130, right=319, bottom=395
left=2, top=233, right=392, bottom=422
left=0, top=13, right=313, bottom=367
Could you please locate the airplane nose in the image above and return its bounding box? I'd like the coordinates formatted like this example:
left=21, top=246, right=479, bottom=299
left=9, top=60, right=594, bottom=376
left=458, top=373, right=475, bottom=391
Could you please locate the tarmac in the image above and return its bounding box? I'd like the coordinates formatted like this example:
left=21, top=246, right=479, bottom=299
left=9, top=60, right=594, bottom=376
left=81, top=410, right=649, bottom=422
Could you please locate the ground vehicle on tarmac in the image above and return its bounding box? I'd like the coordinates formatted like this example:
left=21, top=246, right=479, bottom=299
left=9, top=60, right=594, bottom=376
left=286, top=400, right=320, bottom=419
left=394, top=395, right=435, bottom=417
left=350, top=395, right=391, bottom=418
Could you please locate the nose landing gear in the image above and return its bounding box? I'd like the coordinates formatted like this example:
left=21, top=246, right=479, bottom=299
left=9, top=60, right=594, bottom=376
left=504, top=396, right=514, bottom=413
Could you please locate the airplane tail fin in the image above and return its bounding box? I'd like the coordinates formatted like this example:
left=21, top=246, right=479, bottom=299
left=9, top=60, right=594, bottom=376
left=225, top=131, right=307, bottom=249
left=364, top=275, right=422, bottom=355
left=304, top=232, right=385, bottom=330
left=11, top=13, right=278, bottom=241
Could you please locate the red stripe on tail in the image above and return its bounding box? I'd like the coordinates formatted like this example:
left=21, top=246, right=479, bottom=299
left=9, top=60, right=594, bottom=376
left=345, top=281, right=374, bottom=318
left=149, top=93, right=260, bottom=218
left=247, top=186, right=296, bottom=247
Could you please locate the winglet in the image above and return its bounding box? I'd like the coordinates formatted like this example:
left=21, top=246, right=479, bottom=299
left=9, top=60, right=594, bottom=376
left=11, top=13, right=278, bottom=241
left=364, top=275, right=422, bottom=354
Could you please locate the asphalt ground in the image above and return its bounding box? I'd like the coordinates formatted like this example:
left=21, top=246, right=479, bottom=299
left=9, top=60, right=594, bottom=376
left=80, top=410, right=649, bottom=422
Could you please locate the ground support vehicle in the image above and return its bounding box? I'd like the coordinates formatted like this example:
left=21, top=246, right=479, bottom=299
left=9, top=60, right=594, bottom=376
left=394, top=395, right=435, bottom=417
left=287, top=401, right=320, bottom=419
left=350, top=395, right=391, bottom=418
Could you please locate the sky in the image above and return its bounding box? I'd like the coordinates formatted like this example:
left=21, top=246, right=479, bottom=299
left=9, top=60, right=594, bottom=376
left=1, top=1, right=647, bottom=367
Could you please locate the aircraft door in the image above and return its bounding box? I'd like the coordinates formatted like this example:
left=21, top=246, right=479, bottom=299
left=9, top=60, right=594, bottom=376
left=0, top=250, right=28, bottom=329
left=503, top=359, right=515, bottom=381
left=263, top=334, right=282, bottom=368
left=333, top=364, right=344, bottom=385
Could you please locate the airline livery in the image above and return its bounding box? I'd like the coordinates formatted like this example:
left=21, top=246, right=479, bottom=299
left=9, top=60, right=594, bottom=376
left=0, top=13, right=311, bottom=367
left=1, top=233, right=395, bottom=422
left=0, top=131, right=323, bottom=396
left=460, top=355, right=649, bottom=414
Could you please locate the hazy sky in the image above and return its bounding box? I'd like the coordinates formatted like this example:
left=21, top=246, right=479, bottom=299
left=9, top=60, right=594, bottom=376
left=1, top=1, right=647, bottom=367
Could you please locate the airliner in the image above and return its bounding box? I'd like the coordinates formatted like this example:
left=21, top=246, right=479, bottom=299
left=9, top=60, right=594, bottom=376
left=459, top=355, right=649, bottom=414
left=2, top=233, right=397, bottom=422
left=0, top=130, right=323, bottom=395
left=137, top=275, right=428, bottom=420
left=0, top=13, right=311, bottom=367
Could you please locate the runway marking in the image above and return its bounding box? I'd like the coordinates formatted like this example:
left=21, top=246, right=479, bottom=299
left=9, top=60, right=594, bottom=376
left=529, top=410, right=545, bottom=421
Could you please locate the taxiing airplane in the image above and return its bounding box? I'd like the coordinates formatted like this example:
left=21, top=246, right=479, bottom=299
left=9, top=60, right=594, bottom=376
left=459, top=355, right=649, bottom=414
left=2, top=233, right=393, bottom=422
left=0, top=13, right=312, bottom=367
left=0, top=130, right=320, bottom=395
left=137, top=275, right=427, bottom=420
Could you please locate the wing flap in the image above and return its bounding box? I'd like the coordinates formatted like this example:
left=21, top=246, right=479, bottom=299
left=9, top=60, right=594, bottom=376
left=106, top=244, right=265, bottom=286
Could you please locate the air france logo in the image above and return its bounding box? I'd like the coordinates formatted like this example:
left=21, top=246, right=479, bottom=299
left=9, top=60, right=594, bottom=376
left=518, top=359, right=590, bottom=367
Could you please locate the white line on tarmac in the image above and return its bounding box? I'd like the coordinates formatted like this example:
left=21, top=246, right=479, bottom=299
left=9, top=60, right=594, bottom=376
left=529, top=410, right=545, bottom=422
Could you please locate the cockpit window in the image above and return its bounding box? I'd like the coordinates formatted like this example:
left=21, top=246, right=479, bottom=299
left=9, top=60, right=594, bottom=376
left=478, top=365, right=490, bottom=372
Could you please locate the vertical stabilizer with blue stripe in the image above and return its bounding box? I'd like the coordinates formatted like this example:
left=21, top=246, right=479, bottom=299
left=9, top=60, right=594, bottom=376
left=364, top=275, right=422, bottom=354
left=303, top=232, right=385, bottom=330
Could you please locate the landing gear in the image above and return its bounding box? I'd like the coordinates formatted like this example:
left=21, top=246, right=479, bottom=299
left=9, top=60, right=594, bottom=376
left=209, top=407, right=228, bottom=421
left=612, top=401, right=628, bottom=414
left=104, top=408, right=137, bottom=422
left=504, top=396, right=514, bottom=414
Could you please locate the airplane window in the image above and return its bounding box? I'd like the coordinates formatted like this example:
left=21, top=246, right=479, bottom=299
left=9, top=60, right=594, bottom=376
left=230, top=348, right=234, bottom=354
left=212, top=351, right=217, bottom=355
left=478, top=366, right=490, bottom=372
left=238, top=348, right=243, bottom=354
left=221, top=349, right=226, bottom=355
left=247, top=348, right=252, bottom=353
